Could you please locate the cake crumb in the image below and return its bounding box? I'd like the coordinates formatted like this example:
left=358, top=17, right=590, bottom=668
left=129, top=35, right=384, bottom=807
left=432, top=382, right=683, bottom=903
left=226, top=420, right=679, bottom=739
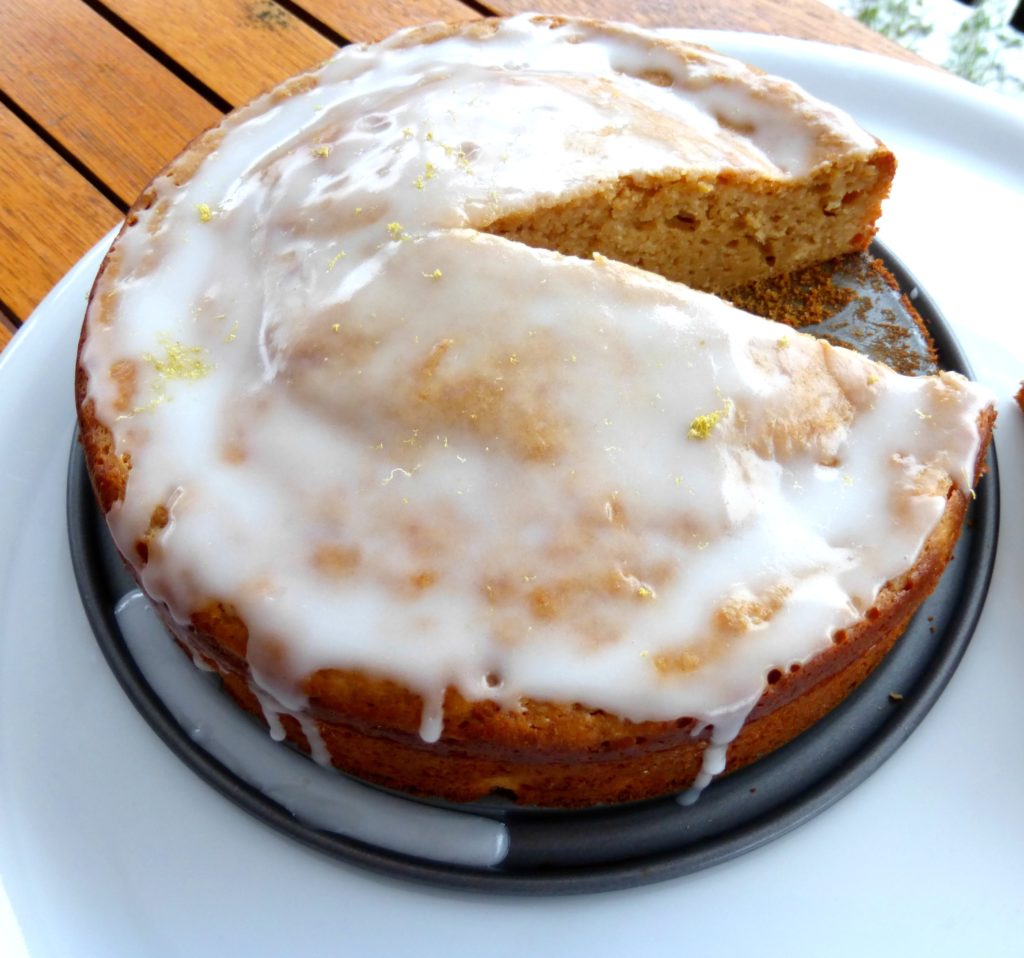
left=728, top=260, right=855, bottom=327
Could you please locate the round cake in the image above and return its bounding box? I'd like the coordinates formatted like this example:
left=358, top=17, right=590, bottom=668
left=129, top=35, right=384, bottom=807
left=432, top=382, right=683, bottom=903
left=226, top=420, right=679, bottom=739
left=76, top=15, right=995, bottom=807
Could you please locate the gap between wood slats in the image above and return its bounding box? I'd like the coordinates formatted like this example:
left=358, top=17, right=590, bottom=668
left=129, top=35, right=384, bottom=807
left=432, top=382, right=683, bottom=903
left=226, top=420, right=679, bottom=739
left=0, top=301, right=21, bottom=329
left=0, top=103, right=122, bottom=320
left=94, top=1, right=339, bottom=108
left=0, top=0, right=223, bottom=204
left=81, top=0, right=233, bottom=112
left=262, top=0, right=353, bottom=47
left=0, top=302, right=18, bottom=328
left=454, top=0, right=494, bottom=15
left=0, top=302, right=18, bottom=353
left=290, top=0, right=482, bottom=43
left=85, top=1, right=488, bottom=112
left=0, top=89, right=127, bottom=214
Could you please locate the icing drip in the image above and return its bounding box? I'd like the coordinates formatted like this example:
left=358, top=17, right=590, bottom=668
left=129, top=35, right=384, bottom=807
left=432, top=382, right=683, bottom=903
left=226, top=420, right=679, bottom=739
left=296, top=714, right=332, bottom=767
left=419, top=687, right=446, bottom=745
left=114, top=590, right=510, bottom=865
left=678, top=707, right=757, bottom=805
left=189, top=651, right=216, bottom=673
left=252, top=690, right=287, bottom=743
left=83, top=16, right=994, bottom=797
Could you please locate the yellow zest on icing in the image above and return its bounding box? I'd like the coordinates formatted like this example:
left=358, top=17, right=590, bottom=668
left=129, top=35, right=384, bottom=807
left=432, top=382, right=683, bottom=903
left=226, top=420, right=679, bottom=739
left=79, top=14, right=994, bottom=793
left=327, top=250, right=347, bottom=270
left=129, top=388, right=169, bottom=417
left=143, top=334, right=212, bottom=381
left=197, top=203, right=213, bottom=223
left=688, top=400, right=732, bottom=440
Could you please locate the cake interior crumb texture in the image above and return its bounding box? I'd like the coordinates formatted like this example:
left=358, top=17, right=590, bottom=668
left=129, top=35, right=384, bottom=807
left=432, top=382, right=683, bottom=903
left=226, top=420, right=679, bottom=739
left=487, top=158, right=894, bottom=293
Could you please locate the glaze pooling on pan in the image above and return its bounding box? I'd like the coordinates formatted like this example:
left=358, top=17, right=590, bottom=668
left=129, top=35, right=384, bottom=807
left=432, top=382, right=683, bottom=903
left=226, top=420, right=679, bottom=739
left=80, top=15, right=992, bottom=790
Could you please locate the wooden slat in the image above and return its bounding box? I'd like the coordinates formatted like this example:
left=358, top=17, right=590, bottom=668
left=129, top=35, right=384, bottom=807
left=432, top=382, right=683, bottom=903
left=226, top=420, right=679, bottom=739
left=483, top=0, right=931, bottom=66
left=100, top=0, right=338, bottom=107
left=0, top=104, right=121, bottom=323
left=0, top=0, right=222, bottom=205
left=293, top=0, right=480, bottom=43
left=0, top=315, right=15, bottom=354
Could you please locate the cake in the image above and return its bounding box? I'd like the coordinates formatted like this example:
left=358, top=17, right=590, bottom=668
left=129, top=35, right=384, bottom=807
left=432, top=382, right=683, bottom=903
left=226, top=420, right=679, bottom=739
left=76, top=15, right=994, bottom=808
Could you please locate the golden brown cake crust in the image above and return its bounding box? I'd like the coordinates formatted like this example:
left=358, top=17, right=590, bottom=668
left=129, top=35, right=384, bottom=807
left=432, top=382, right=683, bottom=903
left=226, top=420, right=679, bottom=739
left=113, top=408, right=988, bottom=807
left=80, top=394, right=993, bottom=807
left=75, top=15, right=991, bottom=809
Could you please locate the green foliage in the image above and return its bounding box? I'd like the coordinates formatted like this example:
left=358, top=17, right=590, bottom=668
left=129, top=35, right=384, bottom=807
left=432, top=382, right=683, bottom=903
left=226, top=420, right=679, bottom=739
left=842, top=0, right=1023, bottom=94
left=847, top=0, right=933, bottom=50
left=945, top=1, right=1024, bottom=89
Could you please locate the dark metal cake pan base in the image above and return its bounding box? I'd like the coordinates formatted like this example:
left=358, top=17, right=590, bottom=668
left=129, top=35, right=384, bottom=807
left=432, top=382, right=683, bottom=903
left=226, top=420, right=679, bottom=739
left=67, top=241, right=1000, bottom=894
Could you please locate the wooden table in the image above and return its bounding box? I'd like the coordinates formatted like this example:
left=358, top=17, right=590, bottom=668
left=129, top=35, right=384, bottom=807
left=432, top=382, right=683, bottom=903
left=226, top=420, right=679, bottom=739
left=0, top=0, right=927, bottom=355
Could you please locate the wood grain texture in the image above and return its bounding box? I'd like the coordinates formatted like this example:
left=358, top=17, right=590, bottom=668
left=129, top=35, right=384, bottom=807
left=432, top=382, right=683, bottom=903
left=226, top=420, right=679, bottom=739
left=483, top=0, right=931, bottom=66
left=292, top=0, right=480, bottom=43
left=0, top=104, right=120, bottom=324
left=0, top=314, right=15, bottom=353
left=100, top=0, right=338, bottom=106
left=0, top=0, right=926, bottom=355
left=0, top=0, right=222, bottom=205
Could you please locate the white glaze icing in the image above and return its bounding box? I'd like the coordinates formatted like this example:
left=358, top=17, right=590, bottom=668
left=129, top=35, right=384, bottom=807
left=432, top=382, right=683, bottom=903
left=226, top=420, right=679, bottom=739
left=115, top=590, right=510, bottom=865
left=679, top=712, right=750, bottom=805
left=81, top=16, right=993, bottom=794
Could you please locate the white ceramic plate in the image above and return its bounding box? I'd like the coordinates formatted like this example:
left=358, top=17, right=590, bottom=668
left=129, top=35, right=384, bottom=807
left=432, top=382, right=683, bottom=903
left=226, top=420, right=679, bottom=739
left=1, top=34, right=1023, bottom=958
